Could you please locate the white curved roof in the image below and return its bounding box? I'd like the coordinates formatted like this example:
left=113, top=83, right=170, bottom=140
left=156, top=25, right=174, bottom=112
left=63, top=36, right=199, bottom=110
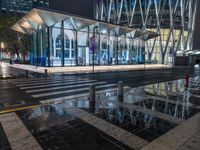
left=11, top=7, right=159, bottom=40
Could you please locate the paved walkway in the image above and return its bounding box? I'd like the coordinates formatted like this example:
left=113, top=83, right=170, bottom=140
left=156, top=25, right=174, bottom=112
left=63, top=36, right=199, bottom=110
left=0, top=67, right=200, bottom=150
left=9, top=63, right=169, bottom=74
left=0, top=62, right=44, bottom=79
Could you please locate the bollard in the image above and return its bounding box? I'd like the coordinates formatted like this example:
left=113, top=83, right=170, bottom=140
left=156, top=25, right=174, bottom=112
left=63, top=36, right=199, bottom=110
left=44, top=69, right=48, bottom=77
left=25, top=70, right=29, bottom=78
left=118, top=81, right=124, bottom=102
left=89, top=84, right=96, bottom=112
left=89, top=84, right=95, bottom=102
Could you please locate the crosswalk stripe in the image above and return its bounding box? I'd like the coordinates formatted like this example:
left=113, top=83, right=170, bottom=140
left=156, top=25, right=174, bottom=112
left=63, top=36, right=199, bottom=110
left=32, top=84, right=117, bottom=98
left=40, top=86, right=130, bottom=104
left=20, top=80, right=97, bottom=90
left=26, top=81, right=107, bottom=93
left=9, top=77, right=51, bottom=82
left=10, top=77, right=85, bottom=84
left=15, top=78, right=88, bottom=87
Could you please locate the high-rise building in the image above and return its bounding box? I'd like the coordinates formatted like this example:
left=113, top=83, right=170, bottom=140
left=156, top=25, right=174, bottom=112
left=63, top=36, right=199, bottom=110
left=0, top=0, right=49, bottom=14
left=95, top=0, right=197, bottom=64
left=10, top=0, right=198, bottom=67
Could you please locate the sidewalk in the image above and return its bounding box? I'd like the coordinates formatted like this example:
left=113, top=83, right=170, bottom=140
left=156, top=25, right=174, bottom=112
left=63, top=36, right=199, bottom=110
left=9, top=64, right=169, bottom=74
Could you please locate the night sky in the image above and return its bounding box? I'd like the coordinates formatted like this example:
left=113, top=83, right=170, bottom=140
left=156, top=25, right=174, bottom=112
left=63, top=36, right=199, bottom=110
left=49, top=0, right=200, bottom=50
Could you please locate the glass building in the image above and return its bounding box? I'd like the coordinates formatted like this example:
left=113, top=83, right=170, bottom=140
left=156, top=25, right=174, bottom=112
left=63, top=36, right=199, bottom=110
left=95, top=0, right=197, bottom=64
left=0, top=0, right=49, bottom=14
left=11, top=0, right=197, bottom=67
left=11, top=8, right=158, bottom=67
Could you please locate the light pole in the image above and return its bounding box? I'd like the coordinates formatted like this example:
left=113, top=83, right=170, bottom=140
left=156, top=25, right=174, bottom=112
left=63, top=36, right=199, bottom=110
left=92, top=26, right=98, bottom=73
left=143, top=51, right=147, bottom=70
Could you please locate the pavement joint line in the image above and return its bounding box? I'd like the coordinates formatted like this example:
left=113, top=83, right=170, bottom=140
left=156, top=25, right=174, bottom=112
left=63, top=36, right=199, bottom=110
left=0, top=104, right=43, bottom=114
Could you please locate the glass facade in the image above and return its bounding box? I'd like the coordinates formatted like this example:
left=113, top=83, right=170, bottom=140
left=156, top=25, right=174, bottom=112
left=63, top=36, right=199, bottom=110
left=95, top=0, right=197, bottom=64
left=30, top=21, right=146, bottom=67
left=9, top=0, right=199, bottom=67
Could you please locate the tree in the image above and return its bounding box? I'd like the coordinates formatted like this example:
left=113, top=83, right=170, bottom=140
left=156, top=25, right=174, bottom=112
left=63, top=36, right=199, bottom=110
left=0, top=14, right=29, bottom=61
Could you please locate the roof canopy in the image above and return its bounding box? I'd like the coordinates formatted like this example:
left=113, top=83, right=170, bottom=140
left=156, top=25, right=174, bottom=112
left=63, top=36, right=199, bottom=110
left=11, top=8, right=159, bottom=40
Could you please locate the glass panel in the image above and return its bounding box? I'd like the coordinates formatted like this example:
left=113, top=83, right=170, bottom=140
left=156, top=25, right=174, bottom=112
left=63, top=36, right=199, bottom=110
left=64, top=29, right=76, bottom=66
left=51, top=27, right=62, bottom=66
left=100, top=34, right=108, bottom=65
left=78, top=47, right=89, bottom=66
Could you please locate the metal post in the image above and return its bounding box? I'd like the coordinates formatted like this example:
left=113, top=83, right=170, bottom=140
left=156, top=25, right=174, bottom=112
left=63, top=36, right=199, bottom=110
left=25, top=70, right=29, bottom=78
left=44, top=69, right=48, bottom=77
left=92, top=26, right=98, bottom=73
left=89, top=84, right=96, bottom=102
left=36, top=32, right=39, bottom=67
left=47, top=27, right=51, bottom=67
left=89, top=84, right=95, bottom=112
left=118, top=81, right=124, bottom=102
left=144, top=51, right=146, bottom=70
left=61, top=21, right=65, bottom=67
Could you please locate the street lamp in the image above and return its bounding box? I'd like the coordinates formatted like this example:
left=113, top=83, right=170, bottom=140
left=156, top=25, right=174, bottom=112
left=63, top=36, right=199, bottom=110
left=92, top=26, right=98, bottom=73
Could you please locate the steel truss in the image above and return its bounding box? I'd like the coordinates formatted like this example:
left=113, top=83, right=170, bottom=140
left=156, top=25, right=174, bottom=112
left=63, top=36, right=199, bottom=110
left=95, top=0, right=197, bottom=64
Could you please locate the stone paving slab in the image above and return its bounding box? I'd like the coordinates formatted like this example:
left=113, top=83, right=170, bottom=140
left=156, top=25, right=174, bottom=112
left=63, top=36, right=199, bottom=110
left=178, top=130, right=200, bottom=150
left=141, top=112, right=200, bottom=150
left=0, top=112, right=42, bottom=150
left=65, top=107, right=149, bottom=150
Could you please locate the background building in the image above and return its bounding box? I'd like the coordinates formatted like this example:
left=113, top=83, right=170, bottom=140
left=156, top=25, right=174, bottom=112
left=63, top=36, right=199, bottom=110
left=9, top=0, right=199, bottom=66
left=95, top=0, right=197, bottom=64
left=0, top=0, right=49, bottom=14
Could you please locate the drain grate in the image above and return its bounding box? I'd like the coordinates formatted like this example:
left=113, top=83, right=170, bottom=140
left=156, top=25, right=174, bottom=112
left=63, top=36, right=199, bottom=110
left=0, top=122, right=11, bottom=150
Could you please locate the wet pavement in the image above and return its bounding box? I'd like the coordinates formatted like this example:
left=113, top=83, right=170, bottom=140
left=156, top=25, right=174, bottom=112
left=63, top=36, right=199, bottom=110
left=0, top=122, right=11, bottom=150
left=0, top=63, right=200, bottom=149
left=0, top=62, right=47, bottom=80
left=2, top=67, right=199, bottom=149
left=17, top=106, right=133, bottom=150
left=0, top=63, right=195, bottom=112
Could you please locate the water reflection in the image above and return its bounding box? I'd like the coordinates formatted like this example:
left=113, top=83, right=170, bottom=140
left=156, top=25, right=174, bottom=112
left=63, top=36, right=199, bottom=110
left=82, top=106, right=176, bottom=142
left=134, top=99, right=199, bottom=119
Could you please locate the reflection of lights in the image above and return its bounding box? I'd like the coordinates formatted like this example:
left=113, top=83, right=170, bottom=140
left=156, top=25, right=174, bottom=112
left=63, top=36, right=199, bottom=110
left=107, top=103, right=114, bottom=108
left=1, top=62, right=7, bottom=78
left=106, top=92, right=111, bottom=97
left=101, top=29, right=107, bottom=34
left=194, top=64, right=199, bottom=68
left=1, top=42, right=4, bottom=49
left=77, top=100, right=90, bottom=108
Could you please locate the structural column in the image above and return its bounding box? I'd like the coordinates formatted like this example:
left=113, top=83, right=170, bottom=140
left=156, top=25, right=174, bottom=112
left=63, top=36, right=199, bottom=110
left=75, top=30, right=78, bottom=66
left=47, top=27, right=51, bottom=67
left=61, top=21, right=65, bottom=67
left=116, top=36, right=119, bottom=65
left=36, top=31, right=39, bottom=67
